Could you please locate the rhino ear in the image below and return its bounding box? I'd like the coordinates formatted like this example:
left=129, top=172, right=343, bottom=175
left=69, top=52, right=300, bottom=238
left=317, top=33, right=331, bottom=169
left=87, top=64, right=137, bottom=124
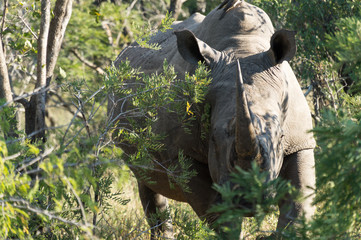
left=175, top=29, right=221, bottom=66
left=270, top=29, right=296, bottom=64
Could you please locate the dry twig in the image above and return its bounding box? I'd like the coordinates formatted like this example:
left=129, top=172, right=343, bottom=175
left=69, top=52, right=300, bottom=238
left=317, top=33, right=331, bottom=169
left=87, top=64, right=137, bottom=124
left=70, top=49, right=106, bottom=75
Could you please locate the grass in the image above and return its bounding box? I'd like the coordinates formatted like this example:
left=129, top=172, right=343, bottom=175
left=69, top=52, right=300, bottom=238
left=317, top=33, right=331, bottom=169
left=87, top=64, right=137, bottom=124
left=96, top=166, right=280, bottom=240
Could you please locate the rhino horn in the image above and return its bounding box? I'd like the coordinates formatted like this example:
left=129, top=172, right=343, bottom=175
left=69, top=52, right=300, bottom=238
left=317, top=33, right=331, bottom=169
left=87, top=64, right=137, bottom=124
left=235, top=60, right=261, bottom=163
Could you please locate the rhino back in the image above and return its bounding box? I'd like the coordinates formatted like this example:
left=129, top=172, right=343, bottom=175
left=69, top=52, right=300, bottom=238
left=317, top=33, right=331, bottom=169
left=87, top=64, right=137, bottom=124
left=114, top=1, right=275, bottom=74
left=113, top=13, right=205, bottom=76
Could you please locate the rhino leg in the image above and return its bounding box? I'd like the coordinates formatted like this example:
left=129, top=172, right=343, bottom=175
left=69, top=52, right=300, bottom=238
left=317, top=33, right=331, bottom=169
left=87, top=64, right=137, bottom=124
left=138, top=183, right=174, bottom=239
left=277, top=149, right=316, bottom=230
left=179, top=160, right=217, bottom=222
left=180, top=160, right=245, bottom=238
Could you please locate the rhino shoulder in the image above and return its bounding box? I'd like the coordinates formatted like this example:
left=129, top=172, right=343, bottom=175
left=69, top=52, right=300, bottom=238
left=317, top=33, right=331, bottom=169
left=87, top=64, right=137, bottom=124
left=282, top=63, right=316, bottom=155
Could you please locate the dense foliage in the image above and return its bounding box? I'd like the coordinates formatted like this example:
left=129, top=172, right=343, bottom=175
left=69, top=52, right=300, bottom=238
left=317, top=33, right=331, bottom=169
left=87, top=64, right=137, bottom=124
left=1, top=0, right=361, bottom=239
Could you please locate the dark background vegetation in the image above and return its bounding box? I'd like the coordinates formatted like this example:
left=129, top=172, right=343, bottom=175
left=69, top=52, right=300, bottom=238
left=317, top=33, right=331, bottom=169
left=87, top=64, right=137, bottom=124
left=1, top=0, right=361, bottom=239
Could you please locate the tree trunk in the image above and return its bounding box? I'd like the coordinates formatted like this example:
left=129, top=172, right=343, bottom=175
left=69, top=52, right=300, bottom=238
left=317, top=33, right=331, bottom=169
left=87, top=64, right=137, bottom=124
left=26, top=0, right=51, bottom=142
left=0, top=39, right=12, bottom=102
left=25, top=0, right=73, bottom=142
left=169, top=0, right=184, bottom=20
left=46, top=0, right=73, bottom=84
left=0, top=34, right=18, bottom=139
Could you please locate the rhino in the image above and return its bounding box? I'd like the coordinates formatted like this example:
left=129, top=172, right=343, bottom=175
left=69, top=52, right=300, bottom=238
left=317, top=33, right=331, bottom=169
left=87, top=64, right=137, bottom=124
left=107, top=0, right=316, bottom=238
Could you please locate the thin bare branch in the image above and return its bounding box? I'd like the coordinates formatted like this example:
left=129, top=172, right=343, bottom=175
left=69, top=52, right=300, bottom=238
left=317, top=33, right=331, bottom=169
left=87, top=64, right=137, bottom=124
left=22, top=158, right=189, bottom=185
left=6, top=124, right=68, bottom=144
left=115, top=0, right=138, bottom=46
left=70, top=49, right=105, bottom=75
left=132, top=218, right=170, bottom=240
left=1, top=197, right=96, bottom=238
left=74, top=93, right=91, bottom=138
left=127, top=0, right=139, bottom=15
left=303, top=84, right=313, bottom=97
left=22, top=159, right=121, bottom=176
left=1, top=84, right=56, bottom=110
left=101, top=21, right=113, bottom=46
left=19, top=15, right=38, bottom=40
left=17, top=147, right=55, bottom=173
left=3, top=152, right=21, bottom=161
left=48, top=90, right=82, bottom=119
left=325, top=78, right=337, bottom=112
left=61, top=85, right=106, bottom=146
left=64, top=178, right=88, bottom=224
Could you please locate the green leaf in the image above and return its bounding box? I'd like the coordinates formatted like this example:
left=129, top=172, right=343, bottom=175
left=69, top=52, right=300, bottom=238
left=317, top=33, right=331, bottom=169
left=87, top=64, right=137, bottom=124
left=26, top=143, right=40, bottom=156
left=89, top=8, right=101, bottom=16
left=59, top=67, right=67, bottom=78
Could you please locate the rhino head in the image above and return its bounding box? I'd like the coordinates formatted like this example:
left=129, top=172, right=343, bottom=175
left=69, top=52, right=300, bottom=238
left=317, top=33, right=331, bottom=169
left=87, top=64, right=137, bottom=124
left=174, top=26, right=295, bottom=186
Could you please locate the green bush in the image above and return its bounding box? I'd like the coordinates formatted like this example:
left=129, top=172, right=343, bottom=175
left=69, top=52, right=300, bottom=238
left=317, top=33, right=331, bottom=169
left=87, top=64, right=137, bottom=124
left=211, top=163, right=298, bottom=239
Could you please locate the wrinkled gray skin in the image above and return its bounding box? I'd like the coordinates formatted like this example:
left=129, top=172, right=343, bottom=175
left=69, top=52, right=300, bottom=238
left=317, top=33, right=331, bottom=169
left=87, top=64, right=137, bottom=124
left=108, top=0, right=316, bottom=238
